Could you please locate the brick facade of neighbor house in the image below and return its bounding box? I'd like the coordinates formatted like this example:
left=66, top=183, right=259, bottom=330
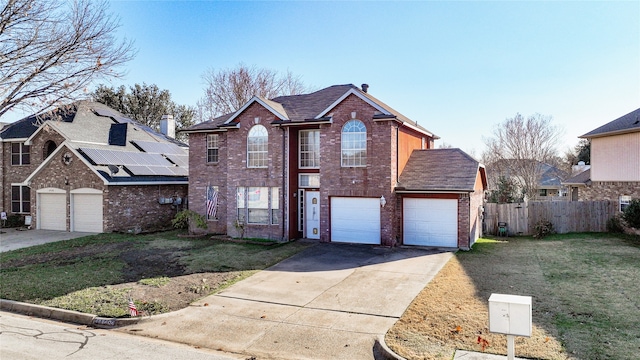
left=105, top=184, right=188, bottom=232
left=579, top=182, right=640, bottom=202
left=185, top=84, right=487, bottom=248
left=1, top=101, right=189, bottom=233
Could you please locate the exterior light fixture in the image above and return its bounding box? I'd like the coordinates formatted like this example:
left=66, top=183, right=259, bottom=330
left=380, top=195, right=386, bottom=208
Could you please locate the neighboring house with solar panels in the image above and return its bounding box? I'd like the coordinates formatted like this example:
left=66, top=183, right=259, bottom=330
left=183, top=84, right=487, bottom=249
left=563, top=107, right=640, bottom=209
left=0, top=101, right=188, bottom=233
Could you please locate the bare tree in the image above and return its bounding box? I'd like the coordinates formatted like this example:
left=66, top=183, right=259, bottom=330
left=483, top=113, right=562, bottom=200
left=197, top=63, right=311, bottom=121
left=0, top=0, right=135, bottom=118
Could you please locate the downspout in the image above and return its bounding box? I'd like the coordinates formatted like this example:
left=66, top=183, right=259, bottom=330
left=396, top=125, right=400, bottom=184
left=280, top=125, right=286, bottom=241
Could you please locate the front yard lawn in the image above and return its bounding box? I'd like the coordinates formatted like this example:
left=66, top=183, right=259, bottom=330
left=386, top=233, right=640, bottom=360
left=0, top=231, right=311, bottom=318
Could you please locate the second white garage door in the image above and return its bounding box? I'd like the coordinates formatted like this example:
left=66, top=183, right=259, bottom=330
left=71, top=189, right=103, bottom=233
left=404, top=198, right=458, bottom=247
left=331, top=197, right=380, bottom=244
left=39, top=191, right=67, bottom=231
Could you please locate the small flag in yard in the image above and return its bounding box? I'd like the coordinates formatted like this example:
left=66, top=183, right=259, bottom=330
left=206, top=186, right=219, bottom=219
left=128, top=298, right=138, bottom=317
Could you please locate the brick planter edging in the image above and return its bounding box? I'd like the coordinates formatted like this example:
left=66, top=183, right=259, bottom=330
left=0, top=299, right=142, bottom=328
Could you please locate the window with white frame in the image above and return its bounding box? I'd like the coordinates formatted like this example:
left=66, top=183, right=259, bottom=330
left=341, top=120, right=366, bottom=167
left=236, top=186, right=279, bottom=225
left=207, top=134, right=219, bottom=163
left=11, top=143, right=30, bottom=165
left=299, top=130, right=320, bottom=168
left=247, top=125, right=268, bottom=168
left=620, top=195, right=631, bottom=212
left=11, top=185, right=30, bottom=213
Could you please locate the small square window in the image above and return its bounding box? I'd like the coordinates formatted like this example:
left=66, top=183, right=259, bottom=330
left=620, top=195, right=631, bottom=212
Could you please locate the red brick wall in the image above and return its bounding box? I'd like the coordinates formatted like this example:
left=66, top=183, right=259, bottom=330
left=105, top=184, right=187, bottom=233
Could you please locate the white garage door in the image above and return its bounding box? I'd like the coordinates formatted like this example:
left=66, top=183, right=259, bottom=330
left=404, top=198, right=458, bottom=247
left=331, top=197, right=380, bottom=244
left=72, top=191, right=103, bottom=233
left=39, top=192, right=66, bottom=231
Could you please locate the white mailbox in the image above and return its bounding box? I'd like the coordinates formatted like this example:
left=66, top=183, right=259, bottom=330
left=489, top=293, right=532, bottom=337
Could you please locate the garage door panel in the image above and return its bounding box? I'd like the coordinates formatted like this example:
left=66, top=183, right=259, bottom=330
left=404, top=198, right=458, bottom=247
left=72, top=194, right=103, bottom=232
left=40, top=193, right=67, bottom=231
left=331, top=197, right=380, bottom=244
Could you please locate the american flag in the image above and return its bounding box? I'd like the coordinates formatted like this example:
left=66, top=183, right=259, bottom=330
left=206, top=186, right=219, bottom=219
left=128, top=298, right=138, bottom=317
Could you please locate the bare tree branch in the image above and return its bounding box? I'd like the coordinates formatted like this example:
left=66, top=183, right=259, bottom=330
left=483, top=113, right=563, bottom=200
left=197, top=63, right=312, bottom=122
left=0, top=0, right=136, bottom=118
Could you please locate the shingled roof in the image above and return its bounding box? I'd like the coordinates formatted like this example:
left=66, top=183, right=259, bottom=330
left=580, top=107, right=640, bottom=138
left=562, top=168, right=591, bottom=186
left=397, top=148, right=486, bottom=192
left=183, top=84, right=438, bottom=137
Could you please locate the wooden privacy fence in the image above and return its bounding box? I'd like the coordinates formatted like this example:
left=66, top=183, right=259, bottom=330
left=484, top=201, right=618, bottom=236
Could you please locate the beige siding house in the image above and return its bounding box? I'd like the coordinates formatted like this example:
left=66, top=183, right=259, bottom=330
left=564, top=107, right=640, bottom=209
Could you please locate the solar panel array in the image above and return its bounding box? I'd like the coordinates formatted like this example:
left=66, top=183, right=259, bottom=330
left=132, top=140, right=185, bottom=155
left=80, top=147, right=187, bottom=177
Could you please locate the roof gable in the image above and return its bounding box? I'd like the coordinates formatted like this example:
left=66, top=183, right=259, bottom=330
left=398, top=148, right=485, bottom=192
left=224, top=96, right=289, bottom=124
left=581, top=107, right=640, bottom=138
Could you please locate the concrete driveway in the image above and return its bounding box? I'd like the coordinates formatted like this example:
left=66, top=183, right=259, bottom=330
left=0, top=228, right=96, bottom=252
left=118, top=242, right=454, bottom=360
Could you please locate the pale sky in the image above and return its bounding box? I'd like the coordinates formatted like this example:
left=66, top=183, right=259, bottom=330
left=4, top=1, right=639, bottom=158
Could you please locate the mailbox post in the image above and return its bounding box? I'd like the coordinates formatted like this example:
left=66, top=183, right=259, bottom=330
left=488, top=294, right=532, bottom=360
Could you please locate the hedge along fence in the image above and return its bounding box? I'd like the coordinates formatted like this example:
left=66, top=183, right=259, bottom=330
left=484, top=201, right=619, bottom=236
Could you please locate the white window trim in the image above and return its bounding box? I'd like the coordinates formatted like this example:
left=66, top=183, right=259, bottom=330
left=247, top=125, right=268, bottom=168
left=620, top=195, right=631, bottom=212
left=236, top=186, right=279, bottom=225
left=11, top=185, right=31, bottom=213
left=11, top=142, right=30, bottom=165
left=206, top=134, right=219, bottom=163
left=341, top=119, right=367, bottom=167
left=299, top=130, right=320, bottom=169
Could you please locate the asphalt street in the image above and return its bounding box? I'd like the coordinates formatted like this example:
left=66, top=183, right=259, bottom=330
left=0, top=311, right=242, bottom=360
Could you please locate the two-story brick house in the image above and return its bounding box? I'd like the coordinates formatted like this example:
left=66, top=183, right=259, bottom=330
left=1, top=101, right=188, bottom=232
left=184, top=84, right=486, bottom=249
left=563, top=107, right=640, bottom=209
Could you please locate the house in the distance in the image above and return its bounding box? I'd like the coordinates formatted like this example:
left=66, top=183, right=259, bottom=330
left=564, top=107, right=640, bottom=210
left=184, top=84, right=486, bottom=249
left=0, top=102, right=188, bottom=232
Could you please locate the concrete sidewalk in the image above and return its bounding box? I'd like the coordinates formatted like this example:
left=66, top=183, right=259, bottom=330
left=118, top=243, right=454, bottom=360
left=0, top=228, right=96, bottom=252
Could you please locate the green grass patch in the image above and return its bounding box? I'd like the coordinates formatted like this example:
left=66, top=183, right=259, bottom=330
left=138, top=276, right=170, bottom=287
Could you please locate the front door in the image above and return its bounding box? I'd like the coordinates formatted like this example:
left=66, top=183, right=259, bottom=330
left=305, top=191, right=320, bottom=239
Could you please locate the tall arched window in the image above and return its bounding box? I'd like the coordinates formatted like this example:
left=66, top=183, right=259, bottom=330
left=43, top=140, right=57, bottom=159
left=247, top=125, right=268, bottom=168
left=341, top=120, right=367, bottom=167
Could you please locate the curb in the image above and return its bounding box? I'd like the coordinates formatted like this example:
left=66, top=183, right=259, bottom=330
left=374, top=335, right=407, bottom=360
left=0, top=299, right=143, bottom=328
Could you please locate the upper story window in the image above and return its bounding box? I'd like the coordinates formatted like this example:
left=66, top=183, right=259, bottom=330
left=247, top=125, right=268, bottom=168
left=43, top=140, right=57, bottom=160
left=341, top=120, right=366, bottom=167
left=11, top=142, right=30, bottom=165
left=207, top=134, right=219, bottom=163
left=299, top=130, right=320, bottom=168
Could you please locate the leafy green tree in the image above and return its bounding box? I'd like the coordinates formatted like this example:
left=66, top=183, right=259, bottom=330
left=487, top=176, right=522, bottom=203
left=622, top=199, right=640, bottom=229
left=92, top=83, right=195, bottom=142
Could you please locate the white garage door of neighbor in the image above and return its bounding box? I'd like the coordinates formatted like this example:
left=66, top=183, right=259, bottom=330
left=404, top=198, right=458, bottom=247
left=39, top=193, right=67, bottom=231
left=331, top=197, right=380, bottom=244
left=72, top=192, right=103, bottom=232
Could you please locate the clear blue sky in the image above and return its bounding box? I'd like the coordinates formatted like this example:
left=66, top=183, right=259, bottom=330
left=5, top=1, right=640, bottom=157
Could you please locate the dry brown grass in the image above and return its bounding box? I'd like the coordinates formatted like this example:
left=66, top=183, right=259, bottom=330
left=386, top=234, right=640, bottom=360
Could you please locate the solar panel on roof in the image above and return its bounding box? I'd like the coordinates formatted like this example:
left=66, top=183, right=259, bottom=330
left=166, top=154, right=188, bottom=167
left=132, top=140, right=184, bottom=155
